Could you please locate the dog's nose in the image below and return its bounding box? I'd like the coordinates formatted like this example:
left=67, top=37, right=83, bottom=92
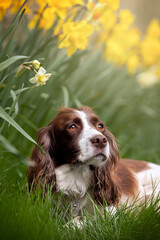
left=90, top=135, right=107, bottom=148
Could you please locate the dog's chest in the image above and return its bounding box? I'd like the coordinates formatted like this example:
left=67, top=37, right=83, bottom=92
left=55, top=164, right=93, bottom=197
left=55, top=164, right=94, bottom=217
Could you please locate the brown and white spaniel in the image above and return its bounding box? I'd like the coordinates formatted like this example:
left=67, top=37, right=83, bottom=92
left=28, top=106, right=160, bottom=219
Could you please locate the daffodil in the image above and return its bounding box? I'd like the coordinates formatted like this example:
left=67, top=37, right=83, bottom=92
left=29, top=67, right=51, bottom=87
left=0, top=0, right=12, bottom=20
left=147, top=19, right=160, bottom=38
left=38, top=7, right=57, bottom=30
left=126, top=51, right=140, bottom=74
left=0, top=0, right=12, bottom=9
left=9, top=0, right=31, bottom=14
left=119, top=10, right=135, bottom=28
left=58, top=20, right=94, bottom=57
left=100, top=9, right=116, bottom=31
left=140, top=36, right=160, bottom=67
left=98, top=0, right=120, bottom=11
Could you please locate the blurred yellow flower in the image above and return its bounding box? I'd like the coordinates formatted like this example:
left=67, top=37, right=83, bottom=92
left=126, top=51, right=140, bottom=74
left=104, top=21, right=140, bottom=67
left=140, top=19, right=160, bottom=68
left=140, top=36, right=160, bottom=67
left=0, top=0, right=12, bottom=20
left=147, top=19, right=160, bottom=38
left=58, top=20, right=94, bottom=57
left=0, top=0, right=12, bottom=8
left=87, top=1, right=96, bottom=11
left=98, top=0, right=120, bottom=11
left=29, top=67, right=51, bottom=87
left=54, top=19, right=64, bottom=35
left=0, top=9, right=5, bottom=20
left=104, top=37, right=126, bottom=66
left=10, top=0, right=31, bottom=14
left=39, top=8, right=56, bottom=30
left=156, top=62, right=160, bottom=78
left=137, top=66, right=160, bottom=87
left=28, top=14, right=39, bottom=30
left=32, top=60, right=40, bottom=69
left=86, top=1, right=107, bottom=26
left=100, top=9, right=116, bottom=31
left=36, top=0, right=83, bottom=19
left=119, top=10, right=135, bottom=28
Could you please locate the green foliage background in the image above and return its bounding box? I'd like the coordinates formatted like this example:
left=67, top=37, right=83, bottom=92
left=0, top=3, right=160, bottom=240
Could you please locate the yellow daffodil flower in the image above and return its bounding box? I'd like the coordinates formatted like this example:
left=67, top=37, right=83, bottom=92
left=140, top=36, right=160, bottom=67
left=126, top=52, right=140, bottom=74
left=98, top=0, right=120, bottom=11
left=147, top=19, right=160, bottom=38
left=58, top=20, right=94, bottom=57
left=100, top=9, right=116, bottom=31
left=9, top=0, right=31, bottom=14
left=0, top=0, right=12, bottom=20
left=29, top=67, right=51, bottom=87
left=119, top=10, right=135, bottom=28
left=38, top=8, right=56, bottom=30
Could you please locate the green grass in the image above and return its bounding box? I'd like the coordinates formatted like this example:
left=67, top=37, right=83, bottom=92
left=1, top=3, right=160, bottom=240
left=0, top=152, right=160, bottom=240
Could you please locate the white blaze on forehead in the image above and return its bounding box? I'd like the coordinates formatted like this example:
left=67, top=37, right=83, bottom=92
left=76, top=110, right=103, bottom=138
left=76, top=110, right=110, bottom=162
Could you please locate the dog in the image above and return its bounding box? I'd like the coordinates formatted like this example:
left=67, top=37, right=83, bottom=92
left=28, top=106, right=160, bottom=223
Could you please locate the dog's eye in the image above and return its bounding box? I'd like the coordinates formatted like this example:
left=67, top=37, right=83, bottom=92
left=97, top=123, right=104, bottom=130
left=68, top=124, right=77, bottom=130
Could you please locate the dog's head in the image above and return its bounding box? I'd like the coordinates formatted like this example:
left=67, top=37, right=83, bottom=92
left=28, top=106, right=120, bottom=199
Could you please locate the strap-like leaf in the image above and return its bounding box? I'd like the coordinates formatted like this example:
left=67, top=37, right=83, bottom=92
left=0, top=55, right=28, bottom=72
left=0, top=134, right=20, bottom=156
left=0, top=106, right=45, bottom=155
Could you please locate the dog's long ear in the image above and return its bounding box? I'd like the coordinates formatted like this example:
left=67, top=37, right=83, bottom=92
left=94, top=129, right=121, bottom=205
left=27, top=123, right=55, bottom=192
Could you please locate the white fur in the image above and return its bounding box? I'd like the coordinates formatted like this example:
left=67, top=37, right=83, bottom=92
left=55, top=164, right=93, bottom=198
left=76, top=110, right=110, bottom=163
left=136, top=162, right=160, bottom=198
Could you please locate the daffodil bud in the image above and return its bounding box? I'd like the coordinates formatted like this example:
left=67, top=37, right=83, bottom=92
left=32, top=60, right=40, bottom=69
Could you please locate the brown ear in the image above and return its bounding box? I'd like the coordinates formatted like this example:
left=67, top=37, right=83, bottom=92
left=27, top=124, right=55, bottom=192
left=94, top=129, right=121, bottom=205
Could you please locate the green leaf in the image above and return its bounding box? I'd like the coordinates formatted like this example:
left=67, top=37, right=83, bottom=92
left=14, top=87, right=31, bottom=95
left=10, top=90, right=19, bottom=119
left=0, top=134, right=20, bottom=156
left=17, top=113, right=39, bottom=132
left=0, top=106, right=45, bottom=154
left=61, top=85, right=69, bottom=107
left=0, top=8, right=26, bottom=62
left=0, top=55, right=28, bottom=72
left=0, top=0, right=27, bottom=47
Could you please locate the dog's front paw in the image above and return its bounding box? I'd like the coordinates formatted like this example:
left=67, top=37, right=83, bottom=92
left=65, top=216, right=86, bottom=229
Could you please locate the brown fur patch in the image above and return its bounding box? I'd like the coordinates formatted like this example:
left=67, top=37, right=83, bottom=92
left=121, top=159, right=150, bottom=173
left=114, top=161, right=139, bottom=197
